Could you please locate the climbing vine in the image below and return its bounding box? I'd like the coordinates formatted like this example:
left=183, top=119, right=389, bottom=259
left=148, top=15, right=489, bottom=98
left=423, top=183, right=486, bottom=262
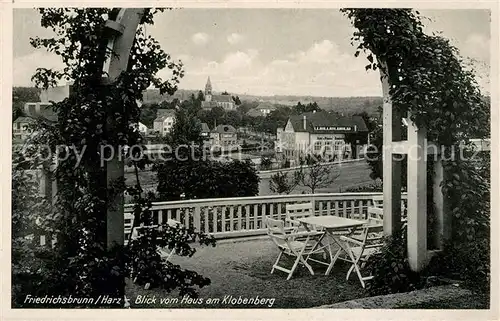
left=342, top=9, right=490, bottom=292
left=12, top=8, right=214, bottom=307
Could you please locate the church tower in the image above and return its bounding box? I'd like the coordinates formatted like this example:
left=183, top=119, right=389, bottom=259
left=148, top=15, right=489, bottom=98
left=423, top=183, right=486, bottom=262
left=205, top=76, right=212, bottom=102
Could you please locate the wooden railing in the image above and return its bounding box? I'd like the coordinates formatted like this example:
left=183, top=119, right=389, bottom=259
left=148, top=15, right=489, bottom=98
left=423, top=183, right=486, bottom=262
left=124, top=192, right=408, bottom=239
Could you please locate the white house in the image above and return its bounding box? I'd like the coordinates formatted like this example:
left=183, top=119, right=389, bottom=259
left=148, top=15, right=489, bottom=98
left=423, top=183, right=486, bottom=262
left=153, top=109, right=176, bottom=136
left=277, top=111, right=368, bottom=163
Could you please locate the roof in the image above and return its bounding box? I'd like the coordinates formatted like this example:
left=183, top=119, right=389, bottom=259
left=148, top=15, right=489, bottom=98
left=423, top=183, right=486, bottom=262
left=201, top=122, right=211, bottom=132
left=246, top=109, right=263, bottom=117
left=257, top=102, right=277, bottom=110
left=212, top=124, right=236, bottom=134
left=211, top=95, right=233, bottom=103
left=287, top=111, right=368, bottom=134
left=201, top=101, right=218, bottom=109
left=154, top=109, right=176, bottom=122
left=13, top=116, right=35, bottom=123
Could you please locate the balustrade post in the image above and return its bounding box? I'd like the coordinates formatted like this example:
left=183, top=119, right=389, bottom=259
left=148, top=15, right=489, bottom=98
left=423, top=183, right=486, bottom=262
left=193, top=206, right=201, bottom=232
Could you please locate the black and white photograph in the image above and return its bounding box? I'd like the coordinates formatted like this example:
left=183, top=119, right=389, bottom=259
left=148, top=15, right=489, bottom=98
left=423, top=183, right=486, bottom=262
left=2, top=2, right=497, bottom=319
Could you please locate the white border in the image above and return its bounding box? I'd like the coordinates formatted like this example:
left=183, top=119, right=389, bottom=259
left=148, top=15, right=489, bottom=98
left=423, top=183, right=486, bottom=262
left=1, top=1, right=498, bottom=320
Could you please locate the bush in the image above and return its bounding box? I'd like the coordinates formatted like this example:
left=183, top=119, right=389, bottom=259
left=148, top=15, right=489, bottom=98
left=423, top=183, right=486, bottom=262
left=364, top=230, right=424, bottom=295
left=425, top=238, right=490, bottom=293
left=154, top=159, right=260, bottom=201
left=344, top=181, right=382, bottom=193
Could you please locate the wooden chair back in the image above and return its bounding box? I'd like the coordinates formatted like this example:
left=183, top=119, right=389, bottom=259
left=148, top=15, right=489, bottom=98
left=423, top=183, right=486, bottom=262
left=371, top=195, right=384, bottom=208
left=286, top=202, right=314, bottom=228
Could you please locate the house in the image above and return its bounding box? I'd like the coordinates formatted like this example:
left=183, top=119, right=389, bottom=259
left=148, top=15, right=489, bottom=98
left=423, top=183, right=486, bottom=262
left=277, top=111, right=368, bottom=162
left=153, top=109, right=176, bottom=136
left=131, top=122, right=148, bottom=135
left=257, top=102, right=277, bottom=116
left=246, top=103, right=277, bottom=117
left=246, top=109, right=264, bottom=118
left=200, top=77, right=235, bottom=111
left=210, top=124, right=238, bottom=149
left=13, top=116, right=35, bottom=142
left=39, top=83, right=73, bottom=103
left=201, top=122, right=211, bottom=139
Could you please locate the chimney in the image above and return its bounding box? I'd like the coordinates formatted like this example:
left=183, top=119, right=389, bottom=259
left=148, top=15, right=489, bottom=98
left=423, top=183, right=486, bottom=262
left=303, top=115, right=307, bottom=130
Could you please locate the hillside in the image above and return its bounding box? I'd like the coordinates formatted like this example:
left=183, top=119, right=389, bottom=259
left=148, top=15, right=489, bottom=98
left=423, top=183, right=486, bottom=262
left=142, top=88, right=383, bottom=116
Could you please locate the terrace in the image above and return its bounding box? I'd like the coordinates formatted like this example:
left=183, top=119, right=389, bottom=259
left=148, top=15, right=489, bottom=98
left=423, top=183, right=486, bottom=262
left=123, top=192, right=404, bottom=308
left=126, top=237, right=368, bottom=308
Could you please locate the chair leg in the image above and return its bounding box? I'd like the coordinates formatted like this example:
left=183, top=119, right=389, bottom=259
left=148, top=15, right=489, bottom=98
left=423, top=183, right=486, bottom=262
left=300, top=256, right=315, bottom=276
left=287, top=255, right=302, bottom=280
left=352, top=261, right=365, bottom=288
left=346, top=264, right=355, bottom=280
left=326, top=247, right=342, bottom=275
left=271, top=251, right=284, bottom=274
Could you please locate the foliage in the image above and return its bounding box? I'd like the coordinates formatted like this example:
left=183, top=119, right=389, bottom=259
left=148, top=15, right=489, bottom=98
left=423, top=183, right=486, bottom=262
left=260, top=156, right=273, bottom=170
left=425, top=237, right=490, bottom=293
left=342, top=8, right=490, bottom=294
left=154, top=159, right=260, bottom=201
left=12, top=8, right=214, bottom=307
left=344, top=181, right=382, bottom=193
left=297, top=154, right=341, bottom=193
left=139, top=102, right=159, bottom=127
left=364, top=230, right=424, bottom=296
left=125, top=188, right=216, bottom=296
left=13, top=87, right=41, bottom=120
left=269, top=171, right=300, bottom=195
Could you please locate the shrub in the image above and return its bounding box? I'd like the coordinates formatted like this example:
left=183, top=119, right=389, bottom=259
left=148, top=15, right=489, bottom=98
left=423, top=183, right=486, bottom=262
left=364, top=230, right=424, bottom=295
left=154, top=159, right=260, bottom=201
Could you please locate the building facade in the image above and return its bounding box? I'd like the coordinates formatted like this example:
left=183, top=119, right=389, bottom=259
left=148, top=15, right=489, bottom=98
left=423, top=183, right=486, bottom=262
left=210, top=124, right=238, bottom=149
left=153, top=109, right=176, bottom=136
left=277, top=111, right=368, bottom=163
left=201, top=77, right=235, bottom=111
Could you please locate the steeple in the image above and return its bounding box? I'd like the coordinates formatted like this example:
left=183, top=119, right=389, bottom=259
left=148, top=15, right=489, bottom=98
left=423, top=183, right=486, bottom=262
left=205, top=76, right=212, bottom=95
left=204, top=76, right=212, bottom=102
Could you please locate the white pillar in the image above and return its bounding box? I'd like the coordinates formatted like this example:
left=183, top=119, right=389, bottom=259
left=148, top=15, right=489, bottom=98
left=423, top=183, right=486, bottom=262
left=407, top=120, right=427, bottom=271
left=433, top=158, right=450, bottom=249
left=380, top=62, right=402, bottom=235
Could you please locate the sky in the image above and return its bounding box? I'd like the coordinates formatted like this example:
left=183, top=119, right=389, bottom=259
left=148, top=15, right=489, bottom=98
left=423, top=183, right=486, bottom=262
left=13, top=9, right=491, bottom=97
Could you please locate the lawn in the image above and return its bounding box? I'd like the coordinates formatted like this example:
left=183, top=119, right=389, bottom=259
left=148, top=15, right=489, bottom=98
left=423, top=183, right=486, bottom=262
left=125, top=238, right=368, bottom=308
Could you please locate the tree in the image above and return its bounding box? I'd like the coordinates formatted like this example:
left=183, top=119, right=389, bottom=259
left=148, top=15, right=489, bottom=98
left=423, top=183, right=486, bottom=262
left=13, top=87, right=41, bottom=120
left=232, top=95, right=241, bottom=105
left=297, top=155, right=341, bottom=193
left=14, top=8, right=213, bottom=307
left=269, top=171, right=300, bottom=194
left=155, top=159, right=260, bottom=201
left=139, top=102, right=159, bottom=127
left=342, top=8, right=490, bottom=293
left=260, top=156, right=273, bottom=170
left=197, top=90, right=204, bottom=102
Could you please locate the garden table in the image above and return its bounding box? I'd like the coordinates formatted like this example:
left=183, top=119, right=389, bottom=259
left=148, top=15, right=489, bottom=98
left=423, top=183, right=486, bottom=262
left=297, top=216, right=365, bottom=275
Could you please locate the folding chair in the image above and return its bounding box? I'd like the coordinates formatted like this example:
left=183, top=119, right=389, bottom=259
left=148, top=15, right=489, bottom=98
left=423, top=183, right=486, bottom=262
left=124, top=212, right=135, bottom=244
left=367, top=195, right=407, bottom=229
left=371, top=195, right=384, bottom=208
left=265, top=217, right=325, bottom=280
left=285, top=202, right=320, bottom=232
left=367, top=207, right=384, bottom=224
left=339, top=223, right=384, bottom=288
